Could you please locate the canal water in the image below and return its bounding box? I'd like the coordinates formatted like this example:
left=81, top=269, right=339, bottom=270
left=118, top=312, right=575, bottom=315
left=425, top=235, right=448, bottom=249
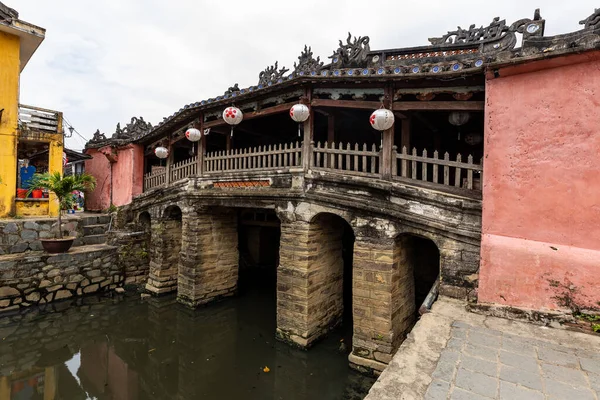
left=0, top=275, right=375, bottom=400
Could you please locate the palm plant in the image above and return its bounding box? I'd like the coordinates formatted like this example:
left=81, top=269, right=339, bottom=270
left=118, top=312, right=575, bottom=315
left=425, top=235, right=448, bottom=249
left=27, top=172, right=96, bottom=239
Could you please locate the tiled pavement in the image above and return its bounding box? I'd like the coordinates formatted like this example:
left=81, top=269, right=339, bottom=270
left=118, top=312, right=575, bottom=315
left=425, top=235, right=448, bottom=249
left=425, top=321, right=600, bottom=400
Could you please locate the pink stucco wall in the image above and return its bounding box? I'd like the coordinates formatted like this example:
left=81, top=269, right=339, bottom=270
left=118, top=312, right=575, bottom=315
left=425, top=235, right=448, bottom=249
left=85, top=147, right=112, bottom=212
left=84, top=144, right=145, bottom=211
left=479, top=53, right=600, bottom=311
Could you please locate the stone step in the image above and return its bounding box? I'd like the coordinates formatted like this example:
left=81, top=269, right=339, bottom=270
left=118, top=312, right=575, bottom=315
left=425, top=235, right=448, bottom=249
left=82, top=234, right=107, bottom=245
left=82, top=224, right=109, bottom=236
left=80, top=215, right=111, bottom=226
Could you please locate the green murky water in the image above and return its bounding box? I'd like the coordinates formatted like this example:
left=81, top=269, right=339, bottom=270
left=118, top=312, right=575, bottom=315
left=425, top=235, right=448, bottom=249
left=0, top=276, right=375, bottom=400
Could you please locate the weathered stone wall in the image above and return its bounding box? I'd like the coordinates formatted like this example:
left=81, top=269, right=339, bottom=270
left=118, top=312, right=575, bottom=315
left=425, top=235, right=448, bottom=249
left=146, top=218, right=181, bottom=294
left=0, top=218, right=81, bottom=254
left=308, top=214, right=345, bottom=341
left=108, top=231, right=149, bottom=285
left=0, top=245, right=122, bottom=312
left=178, top=206, right=238, bottom=307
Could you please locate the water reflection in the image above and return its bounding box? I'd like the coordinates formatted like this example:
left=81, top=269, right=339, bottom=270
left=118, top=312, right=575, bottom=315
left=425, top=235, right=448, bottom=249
left=0, top=283, right=375, bottom=400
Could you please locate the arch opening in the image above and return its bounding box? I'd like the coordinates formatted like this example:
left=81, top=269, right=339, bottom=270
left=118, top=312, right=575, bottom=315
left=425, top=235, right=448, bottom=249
left=395, top=233, right=440, bottom=316
left=309, top=213, right=355, bottom=339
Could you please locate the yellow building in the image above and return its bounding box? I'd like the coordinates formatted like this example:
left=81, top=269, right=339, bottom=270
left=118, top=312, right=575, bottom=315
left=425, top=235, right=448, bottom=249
left=0, top=2, right=63, bottom=218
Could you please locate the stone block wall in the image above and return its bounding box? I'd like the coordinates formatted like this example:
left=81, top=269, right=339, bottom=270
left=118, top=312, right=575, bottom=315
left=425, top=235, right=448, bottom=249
left=0, top=245, right=122, bottom=312
left=276, top=220, right=311, bottom=347
left=349, top=236, right=415, bottom=372
left=308, top=214, right=344, bottom=340
left=0, top=219, right=81, bottom=254
left=109, top=231, right=150, bottom=285
left=177, top=207, right=238, bottom=307
left=146, top=219, right=181, bottom=294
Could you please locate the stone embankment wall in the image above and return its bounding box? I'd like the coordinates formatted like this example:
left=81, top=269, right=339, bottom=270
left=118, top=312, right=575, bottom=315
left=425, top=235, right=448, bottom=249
left=0, top=245, right=122, bottom=312
left=108, top=231, right=149, bottom=285
left=0, top=215, right=110, bottom=255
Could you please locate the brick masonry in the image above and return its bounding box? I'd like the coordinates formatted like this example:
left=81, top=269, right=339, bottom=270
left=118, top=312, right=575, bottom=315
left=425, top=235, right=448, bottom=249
left=146, top=217, right=182, bottom=294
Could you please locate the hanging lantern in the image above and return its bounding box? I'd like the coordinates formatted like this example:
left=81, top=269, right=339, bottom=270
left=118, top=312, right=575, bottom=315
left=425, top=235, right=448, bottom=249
left=223, top=106, right=243, bottom=137
left=448, top=111, right=470, bottom=126
left=464, top=132, right=483, bottom=146
left=369, top=108, right=395, bottom=131
left=154, top=146, right=168, bottom=159
left=185, top=127, right=202, bottom=142
left=290, top=104, right=310, bottom=137
left=449, top=111, right=470, bottom=141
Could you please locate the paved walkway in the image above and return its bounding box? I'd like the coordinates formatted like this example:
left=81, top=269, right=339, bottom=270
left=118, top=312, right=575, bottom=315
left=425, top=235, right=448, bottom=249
left=365, top=298, right=600, bottom=400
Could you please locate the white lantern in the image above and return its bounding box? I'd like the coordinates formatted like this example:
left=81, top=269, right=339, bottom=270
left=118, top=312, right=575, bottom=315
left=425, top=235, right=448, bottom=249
left=223, top=106, right=243, bottom=137
left=290, top=104, right=310, bottom=123
left=369, top=108, right=395, bottom=131
left=290, top=104, right=310, bottom=137
left=185, top=128, right=202, bottom=142
left=154, top=146, right=168, bottom=159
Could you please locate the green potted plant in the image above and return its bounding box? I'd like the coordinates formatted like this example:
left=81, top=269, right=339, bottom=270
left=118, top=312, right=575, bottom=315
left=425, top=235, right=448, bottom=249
left=27, top=171, right=96, bottom=253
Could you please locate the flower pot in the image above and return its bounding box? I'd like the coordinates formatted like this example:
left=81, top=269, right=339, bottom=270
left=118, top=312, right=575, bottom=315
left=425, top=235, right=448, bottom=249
left=40, top=237, right=75, bottom=254
left=17, top=189, right=28, bottom=199
left=32, top=189, right=43, bottom=198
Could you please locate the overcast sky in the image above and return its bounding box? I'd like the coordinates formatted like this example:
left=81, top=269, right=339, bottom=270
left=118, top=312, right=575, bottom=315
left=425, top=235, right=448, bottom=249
left=14, top=0, right=598, bottom=150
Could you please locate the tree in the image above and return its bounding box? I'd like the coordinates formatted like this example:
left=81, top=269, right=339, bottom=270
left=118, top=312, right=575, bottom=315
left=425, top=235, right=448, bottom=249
left=27, top=172, right=96, bottom=239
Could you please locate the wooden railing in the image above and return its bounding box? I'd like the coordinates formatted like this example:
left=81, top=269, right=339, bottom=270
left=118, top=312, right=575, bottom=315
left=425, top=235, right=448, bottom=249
left=170, top=156, right=197, bottom=182
left=142, top=140, right=483, bottom=196
left=312, top=141, right=381, bottom=177
left=393, top=146, right=483, bottom=190
left=18, top=104, right=61, bottom=133
left=205, top=142, right=302, bottom=174
left=144, top=169, right=166, bottom=191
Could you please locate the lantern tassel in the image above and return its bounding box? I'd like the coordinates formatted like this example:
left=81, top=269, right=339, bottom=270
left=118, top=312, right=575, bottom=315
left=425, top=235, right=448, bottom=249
left=298, top=124, right=301, bottom=138
left=231, top=126, right=234, bottom=138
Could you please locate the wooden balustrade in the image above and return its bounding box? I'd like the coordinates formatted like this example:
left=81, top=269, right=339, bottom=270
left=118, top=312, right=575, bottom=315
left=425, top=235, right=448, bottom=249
left=205, top=142, right=302, bottom=173
left=144, top=170, right=166, bottom=191
left=393, top=146, right=483, bottom=190
left=143, top=140, right=483, bottom=195
left=312, top=141, right=381, bottom=177
left=170, top=156, right=197, bottom=182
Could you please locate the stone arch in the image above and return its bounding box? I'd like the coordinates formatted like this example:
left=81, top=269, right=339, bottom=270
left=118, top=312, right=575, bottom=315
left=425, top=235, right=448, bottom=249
left=394, top=232, right=440, bottom=313
left=308, top=212, right=355, bottom=336
left=138, top=211, right=151, bottom=232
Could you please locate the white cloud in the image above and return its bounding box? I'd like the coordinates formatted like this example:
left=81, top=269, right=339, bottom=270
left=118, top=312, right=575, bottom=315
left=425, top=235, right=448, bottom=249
left=13, top=0, right=597, bottom=150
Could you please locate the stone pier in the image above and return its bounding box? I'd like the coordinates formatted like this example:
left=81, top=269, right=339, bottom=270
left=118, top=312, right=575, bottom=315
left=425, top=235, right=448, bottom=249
left=177, top=207, right=238, bottom=307
left=146, top=211, right=182, bottom=294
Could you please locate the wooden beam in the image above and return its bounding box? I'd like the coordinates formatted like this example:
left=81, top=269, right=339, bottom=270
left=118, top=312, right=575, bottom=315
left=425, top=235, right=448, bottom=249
left=392, top=101, right=484, bottom=111
left=311, top=99, right=381, bottom=110
left=203, top=102, right=296, bottom=129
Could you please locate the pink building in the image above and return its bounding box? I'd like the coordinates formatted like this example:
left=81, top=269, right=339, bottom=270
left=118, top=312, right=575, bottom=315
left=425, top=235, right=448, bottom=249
left=84, top=118, right=150, bottom=211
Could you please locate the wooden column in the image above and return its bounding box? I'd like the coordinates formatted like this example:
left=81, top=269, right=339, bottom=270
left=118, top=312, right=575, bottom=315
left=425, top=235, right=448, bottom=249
left=197, top=115, right=205, bottom=176
left=302, top=88, right=314, bottom=171
left=381, top=86, right=394, bottom=180
left=327, top=114, right=335, bottom=144
left=165, top=138, right=173, bottom=185
left=226, top=135, right=232, bottom=151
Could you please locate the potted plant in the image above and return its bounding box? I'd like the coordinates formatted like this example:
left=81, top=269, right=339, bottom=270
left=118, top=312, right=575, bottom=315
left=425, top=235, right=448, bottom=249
left=27, top=171, right=96, bottom=253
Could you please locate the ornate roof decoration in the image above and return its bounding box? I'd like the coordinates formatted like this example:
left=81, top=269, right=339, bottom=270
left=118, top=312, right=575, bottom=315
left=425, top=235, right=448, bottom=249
left=0, top=2, right=18, bottom=24
left=580, top=9, right=600, bottom=30
left=258, top=62, right=289, bottom=86
left=89, top=129, right=107, bottom=143
left=113, top=117, right=153, bottom=140
left=224, top=83, right=240, bottom=96
left=428, top=12, right=542, bottom=52
left=293, top=45, right=324, bottom=75
left=329, top=33, right=370, bottom=68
